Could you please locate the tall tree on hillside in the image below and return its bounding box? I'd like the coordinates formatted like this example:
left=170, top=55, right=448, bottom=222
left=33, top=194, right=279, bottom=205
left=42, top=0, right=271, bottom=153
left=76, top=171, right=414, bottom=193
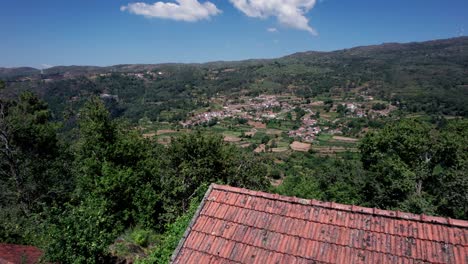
left=0, top=92, right=72, bottom=242
left=433, top=120, right=468, bottom=218
left=45, top=98, right=163, bottom=263
left=360, top=119, right=467, bottom=218
left=0, top=92, right=71, bottom=211
left=74, top=97, right=162, bottom=227
left=159, top=132, right=269, bottom=223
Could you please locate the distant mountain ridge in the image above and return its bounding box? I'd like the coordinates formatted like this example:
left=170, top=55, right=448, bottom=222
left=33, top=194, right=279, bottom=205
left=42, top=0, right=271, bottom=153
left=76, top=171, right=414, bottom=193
left=0, top=67, right=40, bottom=77
left=286, top=37, right=468, bottom=58
left=2, top=36, right=466, bottom=78
left=1, top=36, right=467, bottom=120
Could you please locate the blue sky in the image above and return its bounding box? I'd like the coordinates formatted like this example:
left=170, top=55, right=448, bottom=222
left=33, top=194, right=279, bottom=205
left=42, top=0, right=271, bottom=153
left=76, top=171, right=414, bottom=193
left=1, top=0, right=467, bottom=68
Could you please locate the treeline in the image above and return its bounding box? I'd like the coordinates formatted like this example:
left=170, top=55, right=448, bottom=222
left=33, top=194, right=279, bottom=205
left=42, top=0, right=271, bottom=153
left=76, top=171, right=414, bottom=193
left=0, top=91, right=467, bottom=263
left=275, top=119, right=468, bottom=219
left=0, top=92, right=269, bottom=263
left=2, top=38, right=468, bottom=125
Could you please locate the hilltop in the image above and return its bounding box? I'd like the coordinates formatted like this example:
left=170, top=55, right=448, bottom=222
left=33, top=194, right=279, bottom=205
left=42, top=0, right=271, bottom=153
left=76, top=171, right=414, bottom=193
left=1, top=37, right=467, bottom=121
left=2, top=36, right=467, bottom=76
left=1, top=37, right=467, bottom=263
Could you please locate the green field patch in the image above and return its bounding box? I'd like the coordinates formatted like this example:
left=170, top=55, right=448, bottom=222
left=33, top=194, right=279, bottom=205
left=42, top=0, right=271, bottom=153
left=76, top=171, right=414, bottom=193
left=315, top=141, right=357, bottom=148
left=157, top=131, right=181, bottom=137
left=276, top=141, right=290, bottom=148
left=222, top=130, right=243, bottom=137
left=266, top=120, right=296, bottom=131
left=210, top=125, right=229, bottom=133
left=265, top=129, right=283, bottom=135
left=321, top=112, right=339, bottom=120
left=316, top=133, right=333, bottom=142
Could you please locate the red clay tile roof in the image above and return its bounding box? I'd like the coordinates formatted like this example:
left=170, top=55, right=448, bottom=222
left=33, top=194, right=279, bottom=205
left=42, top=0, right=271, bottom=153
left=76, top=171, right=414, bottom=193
left=0, top=244, right=43, bottom=264
left=171, top=184, right=468, bottom=264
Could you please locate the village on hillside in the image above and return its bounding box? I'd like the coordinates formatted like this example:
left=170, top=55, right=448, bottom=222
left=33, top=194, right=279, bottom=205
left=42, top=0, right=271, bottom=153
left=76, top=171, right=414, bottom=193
left=4, top=68, right=397, bottom=156
left=141, top=93, right=396, bottom=156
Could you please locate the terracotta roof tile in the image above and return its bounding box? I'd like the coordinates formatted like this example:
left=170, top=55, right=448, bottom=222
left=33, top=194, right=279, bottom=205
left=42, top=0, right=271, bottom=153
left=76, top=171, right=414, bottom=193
left=173, top=248, right=191, bottom=263
left=0, top=244, right=43, bottom=264
left=171, top=184, right=468, bottom=263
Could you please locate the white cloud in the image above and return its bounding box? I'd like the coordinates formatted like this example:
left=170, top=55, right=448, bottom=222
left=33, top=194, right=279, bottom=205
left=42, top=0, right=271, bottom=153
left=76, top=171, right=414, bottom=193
left=121, top=0, right=221, bottom=22
left=40, top=64, right=53, bottom=69
left=229, top=0, right=318, bottom=35
left=267, top=27, right=278, bottom=32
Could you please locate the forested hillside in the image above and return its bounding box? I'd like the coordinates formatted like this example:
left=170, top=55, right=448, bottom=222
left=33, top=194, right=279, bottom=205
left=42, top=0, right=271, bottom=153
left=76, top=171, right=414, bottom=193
left=0, top=37, right=467, bottom=263
left=2, top=37, right=468, bottom=123
left=0, top=91, right=466, bottom=263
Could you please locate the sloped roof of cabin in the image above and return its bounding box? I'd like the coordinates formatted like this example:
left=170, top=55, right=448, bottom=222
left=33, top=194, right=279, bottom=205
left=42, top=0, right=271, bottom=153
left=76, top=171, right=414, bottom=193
left=171, top=184, right=468, bottom=264
left=0, top=244, right=43, bottom=264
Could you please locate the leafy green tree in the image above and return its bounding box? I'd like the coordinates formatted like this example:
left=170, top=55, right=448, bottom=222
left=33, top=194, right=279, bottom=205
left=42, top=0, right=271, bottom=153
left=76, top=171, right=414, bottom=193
left=337, top=104, right=347, bottom=116
left=236, top=118, right=248, bottom=125
left=360, top=120, right=435, bottom=209
left=431, top=120, right=468, bottom=218
left=274, top=173, right=323, bottom=200
left=159, top=132, right=269, bottom=222
left=43, top=197, right=123, bottom=264
left=0, top=92, right=72, bottom=243
left=261, top=134, right=271, bottom=145
left=138, top=185, right=208, bottom=264
left=371, top=103, right=387, bottom=110
left=44, top=98, right=163, bottom=262
left=360, top=119, right=467, bottom=218
left=274, top=155, right=365, bottom=205
left=294, top=107, right=306, bottom=121
left=74, top=97, right=162, bottom=227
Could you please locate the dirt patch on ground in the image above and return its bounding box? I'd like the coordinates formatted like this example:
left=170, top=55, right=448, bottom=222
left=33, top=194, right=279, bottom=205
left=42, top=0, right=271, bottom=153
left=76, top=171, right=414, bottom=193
left=224, top=136, right=242, bottom=142
left=332, top=136, right=359, bottom=142
left=239, top=142, right=251, bottom=148
left=271, top=147, right=288, bottom=153
left=311, top=146, right=358, bottom=155
left=320, top=113, right=333, bottom=120
left=274, top=159, right=285, bottom=164
left=245, top=131, right=256, bottom=137
left=157, top=136, right=171, bottom=145
left=266, top=129, right=283, bottom=135
left=290, top=141, right=311, bottom=152
left=270, top=178, right=284, bottom=187
left=142, top=133, right=156, bottom=139
left=312, top=146, right=346, bottom=153
left=248, top=120, right=266, bottom=129
left=254, top=144, right=266, bottom=153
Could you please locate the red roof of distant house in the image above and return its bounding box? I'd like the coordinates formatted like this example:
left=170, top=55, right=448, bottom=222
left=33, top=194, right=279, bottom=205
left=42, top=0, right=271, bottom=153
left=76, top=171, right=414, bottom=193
left=171, top=184, right=468, bottom=263
left=0, top=244, right=43, bottom=264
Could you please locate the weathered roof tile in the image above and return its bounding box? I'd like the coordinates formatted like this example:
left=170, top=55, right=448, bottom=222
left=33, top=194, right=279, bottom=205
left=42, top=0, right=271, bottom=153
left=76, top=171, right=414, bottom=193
left=171, top=184, right=468, bottom=263
left=0, top=244, right=43, bottom=264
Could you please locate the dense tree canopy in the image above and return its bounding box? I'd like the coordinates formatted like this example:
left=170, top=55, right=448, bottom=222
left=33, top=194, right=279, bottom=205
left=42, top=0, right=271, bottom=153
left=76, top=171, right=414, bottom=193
left=360, top=119, right=468, bottom=218
left=0, top=93, right=72, bottom=243
left=1, top=38, right=467, bottom=263
left=159, top=132, right=269, bottom=222
left=0, top=92, right=466, bottom=263
left=36, top=97, right=269, bottom=263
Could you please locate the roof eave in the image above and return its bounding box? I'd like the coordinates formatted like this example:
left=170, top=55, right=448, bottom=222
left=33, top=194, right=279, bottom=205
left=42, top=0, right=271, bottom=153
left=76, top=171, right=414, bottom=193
left=170, top=183, right=215, bottom=263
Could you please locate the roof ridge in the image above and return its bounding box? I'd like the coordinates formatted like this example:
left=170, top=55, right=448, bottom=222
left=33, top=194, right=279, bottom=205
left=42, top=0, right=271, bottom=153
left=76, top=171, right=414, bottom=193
left=211, top=184, right=468, bottom=229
